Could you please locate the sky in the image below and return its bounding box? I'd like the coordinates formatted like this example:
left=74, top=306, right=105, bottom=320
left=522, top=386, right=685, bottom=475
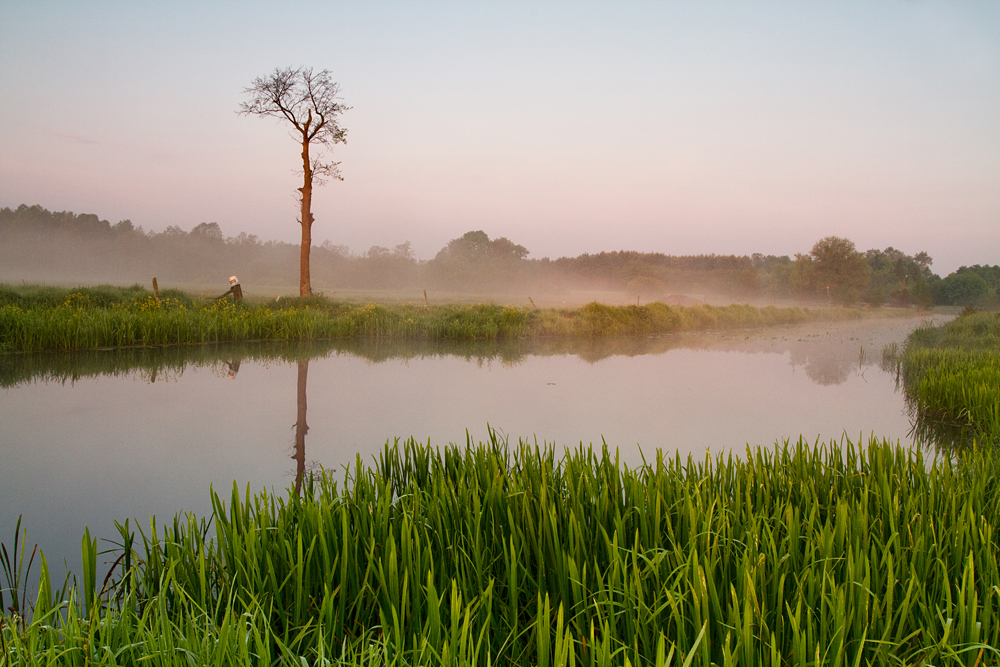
left=1, top=1, right=998, bottom=274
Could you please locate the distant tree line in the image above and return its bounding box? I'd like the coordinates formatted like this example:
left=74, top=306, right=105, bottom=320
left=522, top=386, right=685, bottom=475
left=1, top=204, right=996, bottom=307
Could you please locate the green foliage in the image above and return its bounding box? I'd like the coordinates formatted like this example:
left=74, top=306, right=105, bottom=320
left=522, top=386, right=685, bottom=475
left=0, top=283, right=178, bottom=309
left=863, top=247, right=934, bottom=308
left=955, top=266, right=1000, bottom=296
left=5, top=435, right=1000, bottom=664
left=0, top=284, right=888, bottom=354
left=434, top=231, right=529, bottom=263
left=529, top=301, right=873, bottom=337
left=904, top=347, right=1000, bottom=442
left=930, top=266, right=1000, bottom=308
left=265, top=293, right=351, bottom=313
left=805, top=236, right=870, bottom=305
left=0, top=295, right=533, bottom=354
left=900, top=310, right=1000, bottom=446
left=428, top=230, right=532, bottom=290
left=908, top=277, right=934, bottom=309
left=861, top=284, right=888, bottom=306
left=0, top=517, right=38, bottom=633
left=938, top=272, right=991, bottom=307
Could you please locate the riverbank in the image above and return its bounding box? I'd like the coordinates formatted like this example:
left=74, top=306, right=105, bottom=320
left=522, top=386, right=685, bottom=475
left=3, top=435, right=999, bottom=665
left=896, top=309, right=1000, bottom=446
left=1, top=283, right=922, bottom=354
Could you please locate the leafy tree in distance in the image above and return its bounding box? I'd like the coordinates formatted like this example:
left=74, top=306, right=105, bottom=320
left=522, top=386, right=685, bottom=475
left=189, top=222, right=224, bottom=243
left=240, top=67, right=349, bottom=296
left=436, top=230, right=491, bottom=260
left=949, top=265, right=1000, bottom=306
left=430, top=230, right=530, bottom=289
left=435, top=230, right=529, bottom=263
left=862, top=247, right=934, bottom=307
left=807, top=236, right=870, bottom=305
left=939, top=272, right=990, bottom=306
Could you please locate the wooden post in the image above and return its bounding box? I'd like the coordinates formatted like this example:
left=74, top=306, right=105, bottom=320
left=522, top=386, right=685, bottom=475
left=152, top=277, right=160, bottom=303
left=423, top=289, right=429, bottom=307
left=528, top=296, right=536, bottom=308
left=215, top=277, right=244, bottom=303
left=229, top=276, right=243, bottom=302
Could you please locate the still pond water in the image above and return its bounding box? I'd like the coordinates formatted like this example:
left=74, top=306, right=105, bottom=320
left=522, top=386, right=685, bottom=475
left=1, top=315, right=938, bottom=579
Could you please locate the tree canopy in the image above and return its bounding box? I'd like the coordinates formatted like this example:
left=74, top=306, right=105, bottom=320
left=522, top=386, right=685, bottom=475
left=804, top=236, right=871, bottom=305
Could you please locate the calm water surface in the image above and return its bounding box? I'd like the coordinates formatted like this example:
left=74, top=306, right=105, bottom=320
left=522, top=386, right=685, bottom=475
left=0, top=315, right=938, bottom=578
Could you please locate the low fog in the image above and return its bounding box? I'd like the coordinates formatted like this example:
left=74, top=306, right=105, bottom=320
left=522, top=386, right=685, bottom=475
left=2, top=204, right=993, bottom=308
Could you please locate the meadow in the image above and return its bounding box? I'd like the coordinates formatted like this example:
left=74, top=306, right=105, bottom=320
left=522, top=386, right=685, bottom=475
left=2, top=283, right=897, bottom=354
left=896, top=310, right=1000, bottom=447
left=3, top=434, right=1000, bottom=666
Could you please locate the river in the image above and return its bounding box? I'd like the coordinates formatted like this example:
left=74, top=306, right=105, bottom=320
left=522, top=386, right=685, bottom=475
left=0, top=314, right=939, bottom=582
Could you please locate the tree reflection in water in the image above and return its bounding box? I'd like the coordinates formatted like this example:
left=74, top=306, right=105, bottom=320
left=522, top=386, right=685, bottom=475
left=1, top=321, right=925, bottom=390
left=0, top=317, right=943, bottom=455
left=293, top=359, right=308, bottom=495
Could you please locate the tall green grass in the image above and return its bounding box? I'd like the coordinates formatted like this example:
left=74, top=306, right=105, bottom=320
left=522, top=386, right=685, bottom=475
left=1, top=283, right=902, bottom=354
left=0, top=296, right=530, bottom=353
left=527, top=302, right=875, bottom=337
left=5, top=434, right=1000, bottom=665
left=899, top=311, right=1000, bottom=446
left=0, top=283, right=193, bottom=310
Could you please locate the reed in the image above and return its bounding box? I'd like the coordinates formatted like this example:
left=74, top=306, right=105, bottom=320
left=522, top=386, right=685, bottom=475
left=0, top=297, right=532, bottom=353
left=1, top=283, right=914, bottom=354
left=0, top=283, right=192, bottom=310
left=0, top=299, right=844, bottom=355
left=525, top=302, right=876, bottom=337
left=900, top=311, right=1000, bottom=446
left=4, top=434, right=1000, bottom=665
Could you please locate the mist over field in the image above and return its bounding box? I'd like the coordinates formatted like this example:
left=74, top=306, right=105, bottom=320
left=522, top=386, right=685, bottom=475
left=3, top=204, right=997, bottom=308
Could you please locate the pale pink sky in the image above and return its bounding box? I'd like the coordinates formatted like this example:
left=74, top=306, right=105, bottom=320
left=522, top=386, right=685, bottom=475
left=1, top=2, right=998, bottom=274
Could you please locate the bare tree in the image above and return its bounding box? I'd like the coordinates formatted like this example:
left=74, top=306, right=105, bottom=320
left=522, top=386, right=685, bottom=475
left=240, top=67, right=349, bottom=296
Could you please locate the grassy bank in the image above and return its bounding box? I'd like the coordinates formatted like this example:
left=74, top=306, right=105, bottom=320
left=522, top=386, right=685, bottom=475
left=1, top=283, right=906, bottom=353
left=898, top=310, right=1000, bottom=446
left=4, top=434, right=1000, bottom=665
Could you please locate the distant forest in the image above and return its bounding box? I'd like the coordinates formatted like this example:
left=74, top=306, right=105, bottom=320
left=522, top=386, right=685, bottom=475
left=1, top=204, right=997, bottom=307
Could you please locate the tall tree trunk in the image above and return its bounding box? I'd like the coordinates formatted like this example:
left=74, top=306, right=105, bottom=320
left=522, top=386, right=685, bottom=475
left=293, top=359, right=308, bottom=496
left=299, top=137, right=313, bottom=297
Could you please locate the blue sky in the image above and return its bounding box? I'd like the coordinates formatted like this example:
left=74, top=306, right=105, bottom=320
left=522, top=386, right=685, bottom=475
left=1, top=1, right=997, bottom=273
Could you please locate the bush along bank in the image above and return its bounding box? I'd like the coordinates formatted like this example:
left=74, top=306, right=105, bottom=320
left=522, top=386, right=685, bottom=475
left=898, top=309, right=1000, bottom=447
left=1, top=283, right=902, bottom=353
left=4, top=434, right=1000, bottom=665
left=0, top=290, right=529, bottom=353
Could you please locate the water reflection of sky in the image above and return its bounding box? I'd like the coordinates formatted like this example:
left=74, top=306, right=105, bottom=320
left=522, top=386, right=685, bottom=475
left=0, top=316, right=939, bottom=579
